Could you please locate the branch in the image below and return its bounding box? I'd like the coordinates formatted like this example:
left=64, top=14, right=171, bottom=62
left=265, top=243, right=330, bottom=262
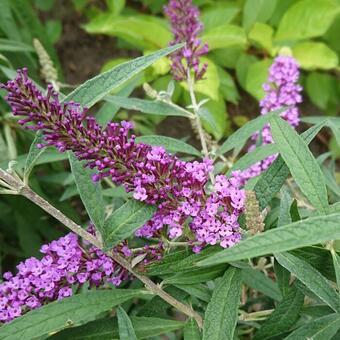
left=0, top=168, right=203, bottom=328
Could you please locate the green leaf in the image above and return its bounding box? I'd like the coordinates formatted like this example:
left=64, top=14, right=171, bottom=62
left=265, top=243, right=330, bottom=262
left=293, top=42, right=338, bottom=70
left=275, top=252, right=340, bottom=312
left=248, top=22, right=273, bottom=51
left=242, top=268, right=282, bottom=301
left=106, top=0, right=125, bottom=15
left=51, top=316, right=186, bottom=339
left=1, top=149, right=68, bottom=171
left=229, top=143, right=278, bottom=173
left=245, top=59, right=272, bottom=100
left=303, top=116, right=340, bottom=128
left=135, top=135, right=200, bottom=156
left=45, top=20, right=62, bottom=44
left=201, top=3, right=239, bottom=29
left=166, top=247, right=222, bottom=273
left=180, top=58, right=220, bottom=101
left=306, top=72, right=339, bottom=114
left=0, top=38, right=34, bottom=52
left=68, top=152, right=105, bottom=232
left=274, top=260, right=291, bottom=297
left=175, top=284, right=211, bottom=303
left=163, top=265, right=227, bottom=285
left=0, top=290, right=144, bottom=340
left=24, top=131, right=46, bottom=181
left=203, top=267, right=242, bottom=340
left=254, top=121, right=326, bottom=210
left=84, top=14, right=171, bottom=50
left=104, top=199, right=156, bottom=247
left=243, top=0, right=277, bottom=31
left=236, top=53, right=258, bottom=89
left=0, top=132, right=8, bottom=164
left=184, top=318, right=201, bottom=340
left=117, top=306, right=137, bottom=340
left=96, top=76, right=139, bottom=126
left=284, top=313, right=340, bottom=340
left=105, top=96, right=193, bottom=118
left=275, top=0, right=340, bottom=41
left=331, top=250, right=340, bottom=295
left=328, top=122, right=340, bottom=149
left=278, top=187, right=293, bottom=227
left=197, top=213, right=340, bottom=266
left=0, top=0, right=21, bottom=40
left=217, top=107, right=285, bottom=156
left=270, top=116, right=329, bottom=213
left=201, top=24, right=247, bottom=50
left=146, top=249, right=191, bottom=276
left=62, top=44, right=183, bottom=108
left=217, top=66, right=240, bottom=104
left=253, top=285, right=304, bottom=340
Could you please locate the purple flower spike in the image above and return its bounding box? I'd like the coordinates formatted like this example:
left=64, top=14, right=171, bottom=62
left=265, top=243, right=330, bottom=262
left=238, top=55, right=302, bottom=184
left=1, top=69, right=245, bottom=253
left=0, top=230, right=130, bottom=323
left=164, top=0, right=208, bottom=81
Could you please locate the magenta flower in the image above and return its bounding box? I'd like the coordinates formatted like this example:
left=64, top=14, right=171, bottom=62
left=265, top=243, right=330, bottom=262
left=238, top=55, right=302, bottom=184
left=0, top=231, right=130, bottom=323
left=164, top=0, right=208, bottom=80
left=1, top=69, right=244, bottom=249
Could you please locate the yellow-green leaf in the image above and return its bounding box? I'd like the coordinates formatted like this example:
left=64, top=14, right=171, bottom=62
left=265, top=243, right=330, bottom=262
left=275, top=0, right=340, bottom=41
left=293, top=42, right=338, bottom=70
left=201, top=24, right=247, bottom=51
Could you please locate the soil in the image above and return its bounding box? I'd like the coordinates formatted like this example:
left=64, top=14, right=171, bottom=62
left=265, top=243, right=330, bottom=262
left=42, top=0, right=139, bottom=85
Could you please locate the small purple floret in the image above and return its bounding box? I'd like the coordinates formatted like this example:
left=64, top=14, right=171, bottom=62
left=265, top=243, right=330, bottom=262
left=164, top=0, right=208, bottom=80
left=238, top=55, right=302, bottom=184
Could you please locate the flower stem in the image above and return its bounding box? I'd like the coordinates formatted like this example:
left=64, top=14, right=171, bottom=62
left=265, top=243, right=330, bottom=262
left=187, top=71, right=215, bottom=185
left=0, top=168, right=203, bottom=328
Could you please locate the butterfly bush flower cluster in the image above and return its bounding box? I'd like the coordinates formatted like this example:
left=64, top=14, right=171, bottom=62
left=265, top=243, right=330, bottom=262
left=0, top=68, right=244, bottom=251
left=164, top=0, right=208, bottom=80
left=0, top=230, right=131, bottom=323
left=238, top=55, right=302, bottom=184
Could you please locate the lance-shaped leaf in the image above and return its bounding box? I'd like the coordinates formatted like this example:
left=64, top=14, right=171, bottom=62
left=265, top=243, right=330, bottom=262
left=254, top=120, right=326, bottom=210
left=61, top=44, right=183, bottom=108
left=135, top=135, right=201, bottom=157
left=284, top=313, right=340, bottom=340
left=184, top=318, right=201, bottom=340
left=0, top=290, right=145, bottom=340
left=117, top=306, right=137, bottom=340
left=163, top=265, right=227, bottom=285
left=105, top=96, right=193, bottom=118
left=275, top=253, right=340, bottom=312
left=217, top=107, right=285, bottom=156
left=253, top=285, right=304, bottom=340
left=104, top=199, right=156, bottom=247
left=69, top=152, right=105, bottom=233
left=51, top=316, right=186, bottom=339
left=203, top=267, right=242, bottom=340
left=229, top=143, right=278, bottom=173
left=242, top=268, right=282, bottom=301
left=270, top=116, right=328, bottom=213
left=197, top=213, right=340, bottom=266
left=331, top=250, right=340, bottom=295
left=24, top=131, right=46, bottom=181
left=0, top=38, right=34, bottom=52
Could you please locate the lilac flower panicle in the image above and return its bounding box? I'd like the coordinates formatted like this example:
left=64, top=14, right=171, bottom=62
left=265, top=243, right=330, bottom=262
left=238, top=55, right=302, bottom=184
left=1, top=69, right=245, bottom=251
left=0, top=231, right=130, bottom=323
left=164, top=0, right=208, bottom=80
